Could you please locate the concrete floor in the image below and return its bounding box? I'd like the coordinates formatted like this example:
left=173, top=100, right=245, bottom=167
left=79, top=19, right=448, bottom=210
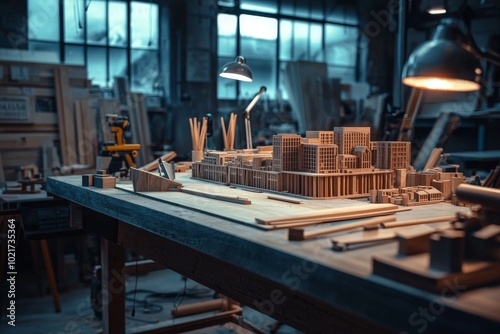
left=0, top=251, right=302, bottom=334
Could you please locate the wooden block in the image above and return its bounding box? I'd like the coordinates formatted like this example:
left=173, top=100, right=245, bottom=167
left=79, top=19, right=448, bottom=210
left=429, top=230, right=465, bottom=272
left=130, top=167, right=182, bottom=192
left=396, top=224, right=436, bottom=255
left=93, top=175, right=116, bottom=188
left=82, top=174, right=94, bottom=187
left=96, top=170, right=107, bottom=175
left=471, top=224, right=500, bottom=261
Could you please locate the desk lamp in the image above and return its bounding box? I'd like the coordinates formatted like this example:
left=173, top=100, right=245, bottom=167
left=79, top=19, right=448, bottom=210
left=402, top=19, right=500, bottom=92
left=219, top=56, right=266, bottom=149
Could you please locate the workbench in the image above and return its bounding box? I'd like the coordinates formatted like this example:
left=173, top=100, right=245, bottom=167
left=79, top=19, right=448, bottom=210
left=46, top=174, right=500, bottom=334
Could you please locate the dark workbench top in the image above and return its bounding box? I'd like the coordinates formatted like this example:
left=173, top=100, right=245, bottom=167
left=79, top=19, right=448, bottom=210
left=46, top=174, right=500, bottom=334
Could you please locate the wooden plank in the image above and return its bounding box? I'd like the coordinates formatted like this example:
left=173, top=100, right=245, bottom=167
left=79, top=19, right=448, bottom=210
left=289, top=215, right=397, bottom=241
left=54, top=67, right=77, bottom=165
left=381, top=215, right=456, bottom=229
left=256, top=203, right=398, bottom=225
left=139, top=151, right=177, bottom=172
left=101, top=238, right=125, bottom=334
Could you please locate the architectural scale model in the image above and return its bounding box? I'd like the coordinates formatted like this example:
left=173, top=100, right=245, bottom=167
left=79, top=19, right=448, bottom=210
left=369, top=166, right=466, bottom=205
left=192, top=127, right=412, bottom=199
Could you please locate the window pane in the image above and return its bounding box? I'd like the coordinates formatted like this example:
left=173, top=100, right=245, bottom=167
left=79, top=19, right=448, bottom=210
left=28, top=0, right=59, bottom=41
left=240, top=15, right=277, bottom=40
left=131, top=50, right=158, bottom=93
left=87, top=46, right=107, bottom=87
left=28, top=41, right=60, bottom=60
left=65, top=44, right=84, bottom=65
left=87, top=0, right=107, bottom=45
left=279, top=20, right=292, bottom=61
left=279, top=0, right=295, bottom=16
left=64, top=0, right=85, bottom=43
left=240, top=15, right=277, bottom=63
left=310, top=23, right=323, bottom=61
left=109, top=1, right=127, bottom=47
left=328, top=65, right=356, bottom=82
left=293, top=21, right=308, bottom=59
left=217, top=14, right=237, bottom=56
left=218, top=57, right=237, bottom=99
left=239, top=59, right=276, bottom=99
left=109, top=48, right=128, bottom=83
left=325, top=25, right=358, bottom=66
left=131, top=1, right=158, bottom=49
left=240, top=0, right=277, bottom=14
left=325, top=5, right=358, bottom=24
left=279, top=61, right=289, bottom=100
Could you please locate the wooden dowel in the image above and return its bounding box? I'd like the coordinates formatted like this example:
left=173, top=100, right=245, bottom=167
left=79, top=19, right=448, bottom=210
left=289, top=215, right=397, bottom=241
left=220, top=117, right=228, bottom=150
left=381, top=215, right=456, bottom=229
left=172, top=298, right=226, bottom=317
left=180, top=188, right=251, bottom=205
left=267, top=195, right=303, bottom=204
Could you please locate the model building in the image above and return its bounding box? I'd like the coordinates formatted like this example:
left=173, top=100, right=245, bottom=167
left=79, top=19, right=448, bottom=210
left=192, top=127, right=411, bottom=199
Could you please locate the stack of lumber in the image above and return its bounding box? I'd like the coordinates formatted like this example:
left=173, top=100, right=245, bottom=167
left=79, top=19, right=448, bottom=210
left=0, top=60, right=92, bottom=180
left=0, top=64, right=156, bottom=181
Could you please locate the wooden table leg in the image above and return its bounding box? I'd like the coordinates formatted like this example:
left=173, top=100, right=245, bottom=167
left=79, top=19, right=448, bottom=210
left=40, top=239, right=61, bottom=313
left=101, top=238, right=125, bottom=334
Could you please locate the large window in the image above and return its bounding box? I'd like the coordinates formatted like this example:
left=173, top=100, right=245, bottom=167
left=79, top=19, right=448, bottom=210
left=28, top=0, right=160, bottom=94
left=217, top=2, right=359, bottom=100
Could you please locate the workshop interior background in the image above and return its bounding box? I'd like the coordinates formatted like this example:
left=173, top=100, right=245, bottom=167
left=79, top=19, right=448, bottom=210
left=0, top=0, right=499, bottom=182
left=1, top=0, right=500, bottom=333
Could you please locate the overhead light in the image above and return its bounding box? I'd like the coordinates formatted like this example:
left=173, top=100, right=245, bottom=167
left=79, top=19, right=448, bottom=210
left=402, top=19, right=482, bottom=92
left=219, top=56, right=253, bottom=82
left=427, top=5, right=447, bottom=15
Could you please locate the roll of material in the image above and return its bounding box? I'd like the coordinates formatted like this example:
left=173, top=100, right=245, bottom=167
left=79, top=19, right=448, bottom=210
left=456, top=184, right=500, bottom=210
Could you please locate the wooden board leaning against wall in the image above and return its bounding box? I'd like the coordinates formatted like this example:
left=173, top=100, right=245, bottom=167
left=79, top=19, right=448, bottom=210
left=0, top=61, right=154, bottom=181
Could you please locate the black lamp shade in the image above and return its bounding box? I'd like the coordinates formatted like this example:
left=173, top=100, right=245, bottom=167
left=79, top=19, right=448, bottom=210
left=402, top=23, right=482, bottom=92
left=219, top=56, right=253, bottom=82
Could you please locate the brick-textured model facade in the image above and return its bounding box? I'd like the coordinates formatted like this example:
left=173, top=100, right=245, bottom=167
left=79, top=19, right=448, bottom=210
left=301, top=143, right=339, bottom=173
left=334, top=127, right=370, bottom=155
left=272, top=134, right=301, bottom=172
left=375, top=141, right=411, bottom=170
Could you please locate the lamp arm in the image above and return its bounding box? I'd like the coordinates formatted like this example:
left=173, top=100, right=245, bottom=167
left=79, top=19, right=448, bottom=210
left=244, top=86, right=267, bottom=115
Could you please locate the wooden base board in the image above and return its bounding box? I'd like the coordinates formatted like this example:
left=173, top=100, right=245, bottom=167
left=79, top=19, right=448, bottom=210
left=372, top=253, right=500, bottom=292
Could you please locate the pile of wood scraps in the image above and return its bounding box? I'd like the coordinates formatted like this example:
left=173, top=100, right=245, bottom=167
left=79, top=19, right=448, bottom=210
left=0, top=61, right=91, bottom=180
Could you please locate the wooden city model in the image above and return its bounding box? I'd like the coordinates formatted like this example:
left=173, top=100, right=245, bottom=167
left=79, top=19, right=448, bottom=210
left=191, top=126, right=461, bottom=200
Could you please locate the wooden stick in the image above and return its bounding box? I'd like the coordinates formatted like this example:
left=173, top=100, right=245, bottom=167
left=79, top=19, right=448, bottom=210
left=189, top=118, right=196, bottom=150
left=180, top=188, right=251, bottom=205
left=289, top=215, right=397, bottom=241
left=381, top=215, right=456, bottom=229
left=267, top=195, right=303, bottom=204
left=220, top=116, right=228, bottom=150
left=331, top=224, right=449, bottom=251
left=256, top=203, right=398, bottom=225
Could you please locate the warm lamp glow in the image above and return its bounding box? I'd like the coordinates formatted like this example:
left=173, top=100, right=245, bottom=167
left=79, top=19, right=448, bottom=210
left=402, top=20, right=483, bottom=92
left=402, top=76, right=481, bottom=92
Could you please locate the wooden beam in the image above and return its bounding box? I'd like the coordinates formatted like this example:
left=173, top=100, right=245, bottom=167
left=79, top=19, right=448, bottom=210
left=289, top=215, right=397, bottom=241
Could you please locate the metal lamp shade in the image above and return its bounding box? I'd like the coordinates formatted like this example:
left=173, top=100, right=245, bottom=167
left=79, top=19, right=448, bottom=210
left=402, top=39, right=482, bottom=92
left=219, top=56, right=253, bottom=82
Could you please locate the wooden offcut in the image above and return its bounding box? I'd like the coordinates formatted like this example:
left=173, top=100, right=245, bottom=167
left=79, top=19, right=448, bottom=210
left=130, top=167, right=182, bottom=192
left=289, top=215, right=397, bottom=241
left=256, top=203, right=398, bottom=225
